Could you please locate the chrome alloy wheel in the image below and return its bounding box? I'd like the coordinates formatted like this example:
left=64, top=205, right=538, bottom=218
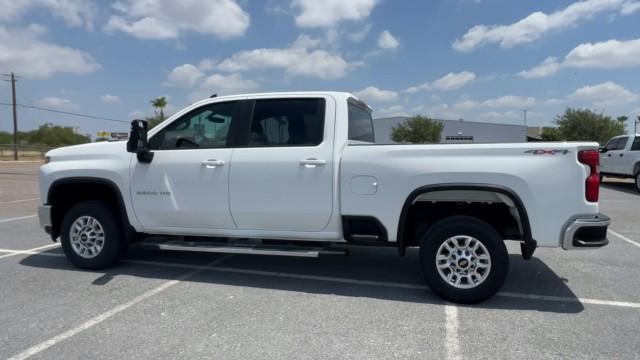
left=436, top=235, right=491, bottom=289
left=69, top=216, right=105, bottom=259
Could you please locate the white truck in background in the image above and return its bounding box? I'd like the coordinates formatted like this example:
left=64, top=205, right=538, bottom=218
left=600, top=134, right=640, bottom=192
left=38, top=92, right=609, bottom=303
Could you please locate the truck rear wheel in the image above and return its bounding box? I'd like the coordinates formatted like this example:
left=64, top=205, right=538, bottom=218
left=419, top=216, right=508, bottom=303
left=60, top=201, right=124, bottom=269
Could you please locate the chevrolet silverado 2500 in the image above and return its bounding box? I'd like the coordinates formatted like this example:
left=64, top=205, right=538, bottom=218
left=38, top=92, right=609, bottom=303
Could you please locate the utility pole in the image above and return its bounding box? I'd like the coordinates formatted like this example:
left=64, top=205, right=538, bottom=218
left=3, top=72, right=19, bottom=160
left=521, top=109, right=529, bottom=142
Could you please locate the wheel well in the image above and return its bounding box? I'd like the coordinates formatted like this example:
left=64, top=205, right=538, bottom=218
left=48, top=179, right=131, bottom=240
left=397, top=185, right=533, bottom=256
left=634, top=162, right=640, bottom=176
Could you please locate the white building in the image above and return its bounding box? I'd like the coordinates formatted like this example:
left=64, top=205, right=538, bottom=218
left=374, top=117, right=530, bottom=144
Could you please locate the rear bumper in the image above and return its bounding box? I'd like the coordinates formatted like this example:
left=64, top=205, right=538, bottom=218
left=562, top=214, right=610, bottom=250
left=38, top=205, right=52, bottom=235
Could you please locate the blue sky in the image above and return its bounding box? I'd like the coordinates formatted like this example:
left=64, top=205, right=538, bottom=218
left=1, top=0, right=639, bottom=137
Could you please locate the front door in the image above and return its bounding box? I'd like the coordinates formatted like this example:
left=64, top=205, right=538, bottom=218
left=229, top=97, right=335, bottom=232
left=130, top=100, right=245, bottom=231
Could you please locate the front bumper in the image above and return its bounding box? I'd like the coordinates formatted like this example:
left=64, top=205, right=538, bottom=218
left=562, top=214, right=610, bottom=250
left=38, top=205, right=52, bottom=235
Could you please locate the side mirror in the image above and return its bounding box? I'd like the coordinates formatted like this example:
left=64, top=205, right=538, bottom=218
left=126, top=119, right=154, bottom=163
left=598, top=147, right=607, bottom=153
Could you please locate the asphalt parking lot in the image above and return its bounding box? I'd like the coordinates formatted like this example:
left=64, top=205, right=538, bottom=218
left=1, top=161, right=639, bottom=360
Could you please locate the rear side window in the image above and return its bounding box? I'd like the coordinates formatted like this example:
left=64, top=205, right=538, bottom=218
left=632, top=137, right=640, bottom=151
left=348, top=103, right=374, bottom=143
left=248, top=98, right=325, bottom=147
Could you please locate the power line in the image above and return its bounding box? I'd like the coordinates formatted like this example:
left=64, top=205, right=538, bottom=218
left=0, top=102, right=128, bottom=124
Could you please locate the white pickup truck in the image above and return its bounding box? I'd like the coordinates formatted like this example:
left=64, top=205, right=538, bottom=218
left=600, top=134, right=640, bottom=192
left=38, top=92, right=609, bottom=303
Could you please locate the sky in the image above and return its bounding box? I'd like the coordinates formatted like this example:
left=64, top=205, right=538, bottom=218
left=0, top=0, right=639, bottom=138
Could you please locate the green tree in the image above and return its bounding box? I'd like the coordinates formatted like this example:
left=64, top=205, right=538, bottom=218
left=554, top=108, right=625, bottom=145
left=540, top=127, right=561, bottom=141
left=390, top=116, right=444, bottom=144
left=150, top=97, right=168, bottom=121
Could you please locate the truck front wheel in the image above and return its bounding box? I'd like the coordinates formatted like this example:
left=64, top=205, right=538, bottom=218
left=60, top=201, right=124, bottom=269
left=419, top=216, right=508, bottom=303
left=635, top=172, right=640, bottom=193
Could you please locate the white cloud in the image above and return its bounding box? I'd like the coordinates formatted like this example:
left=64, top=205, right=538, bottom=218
left=621, top=1, right=640, bottom=14
left=36, top=96, right=77, bottom=110
left=0, top=0, right=95, bottom=29
left=568, top=81, right=639, bottom=107
left=217, top=46, right=352, bottom=80
left=164, top=64, right=204, bottom=88
left=354, top=86, right=398, bottom=102
left=375, top=104, right=409, bottom=118
left=453, top=0, right=627, bottom=52
left=377, top=30, right=399, bottom=50
left=481, top=95, right=536, bottom=109
left=292, top=0, right=379, bottom=28
left=453, top=99, right=480, bottom=111
left=519, top=38, right=640, bottom=78
left=564, top=38, right=640, bottom=68
left=406, top=71, right=476, bottom=92
left=349, top=24, right=372, bottom=42
left=189, top=73, right=259, bottom=102
left=0, top=24, right=100, bottom=79
left=100, top=94, right=120, bottom=103
left=104, top=0, right=250, bottom=40
left=518, top=57, right=562, bottom=79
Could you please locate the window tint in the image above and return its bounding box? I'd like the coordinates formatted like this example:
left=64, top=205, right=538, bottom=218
left=248, top=98, right=325, bottom=147
left=348, top=103, right=374, bottom=143
left=632, top=137, right=640, bottom=151
left=605, top=137, right=626, bottom=151
left=149, top=101, right=240, bottom=150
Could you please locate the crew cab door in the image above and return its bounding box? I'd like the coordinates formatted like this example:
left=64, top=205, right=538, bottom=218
left=609, top=136, right=630, bottom=174
left=229, top=96, right=335, bottom=231
left=600, top=137, right=623, bottom=174
left=613, top=136, right=632, bottom=174
left=130, top=100, right=247, bottom=230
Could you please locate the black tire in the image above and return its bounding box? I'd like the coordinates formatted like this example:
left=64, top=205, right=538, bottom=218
left=419, top=215, right=508, bottom=304
left=635, top=172, right=640, bottom=193
left=60, top=201, right=124, bottom=269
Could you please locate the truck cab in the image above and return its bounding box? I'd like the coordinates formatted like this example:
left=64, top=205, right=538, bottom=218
left=600, top=134, right=640, bottom=192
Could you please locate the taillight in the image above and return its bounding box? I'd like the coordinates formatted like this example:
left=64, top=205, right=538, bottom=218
left=578, top=150, right=599, bottom=202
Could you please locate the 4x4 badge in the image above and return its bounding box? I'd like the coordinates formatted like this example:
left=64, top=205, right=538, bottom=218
left=524, top=149, right=570, bottom=155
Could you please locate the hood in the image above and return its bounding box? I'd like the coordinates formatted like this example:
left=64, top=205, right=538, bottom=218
left=47, top=141, right=128, bottom=160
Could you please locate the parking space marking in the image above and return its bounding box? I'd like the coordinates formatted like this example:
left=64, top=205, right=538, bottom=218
left=608, top=229, right=640, bottom=249
left=0, top=243, right=60, bottom=259
left=0, top=198, right=39, bottom=205
left=0, top=215, right=37, bottom=223
left=7, top=254, right=233, bottom=360
left=445, top=305, right=461, bottom=360
left=9, top=251, right=640, bottom=310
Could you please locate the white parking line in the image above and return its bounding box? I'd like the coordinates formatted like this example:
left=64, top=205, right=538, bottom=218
left=8, top=250, right=640, bottom=310
left=0, top=215, right=37, bottom=223
left=7, top=254, right=232, bottom=360
left=444, top=305, right=461, bottom=360
left=608, top=229, right=640, bottom=249
left=0, top=198, right=39, bottom=205
left=0, top=243, right=60, bottom=259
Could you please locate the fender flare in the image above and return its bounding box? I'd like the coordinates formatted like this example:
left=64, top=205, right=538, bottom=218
left=396, top=183, right=536, bottom=259
left=47, top=177, right=135, bottom=241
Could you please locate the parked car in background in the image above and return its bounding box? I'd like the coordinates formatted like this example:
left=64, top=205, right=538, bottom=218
left=600, top=134, right=640, bottom=192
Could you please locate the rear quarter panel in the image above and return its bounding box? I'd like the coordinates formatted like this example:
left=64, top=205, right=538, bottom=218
left=340, top=142, right=599, bottom=247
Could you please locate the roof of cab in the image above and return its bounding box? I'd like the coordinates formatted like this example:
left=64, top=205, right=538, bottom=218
left=191, top=91, right=370, bottom=110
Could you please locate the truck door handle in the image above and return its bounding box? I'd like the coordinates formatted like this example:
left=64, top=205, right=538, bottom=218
left=300, top=158, right=326, bottom=167
left=619, top=154, right=624, bottom=157
left=608, top=154, right=612, bottom=157
left=201, top=159, right=225, bottom=168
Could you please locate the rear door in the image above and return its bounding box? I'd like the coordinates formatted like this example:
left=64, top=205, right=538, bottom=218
left=229, top=96, right=335, bottom=231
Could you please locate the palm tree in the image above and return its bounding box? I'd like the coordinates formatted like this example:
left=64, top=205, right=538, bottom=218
left=150, top=97, right=168, bottom=121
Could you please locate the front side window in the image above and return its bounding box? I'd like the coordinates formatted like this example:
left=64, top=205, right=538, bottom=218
left=149, top=101, right=239, bottom=150
left=632, top=137, right=640, bottom=151
left=348, top=103, right=374, bottom=143
left=248, top=98, right=325, bottom=147
left=604, top=137, right=625, bottom=151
